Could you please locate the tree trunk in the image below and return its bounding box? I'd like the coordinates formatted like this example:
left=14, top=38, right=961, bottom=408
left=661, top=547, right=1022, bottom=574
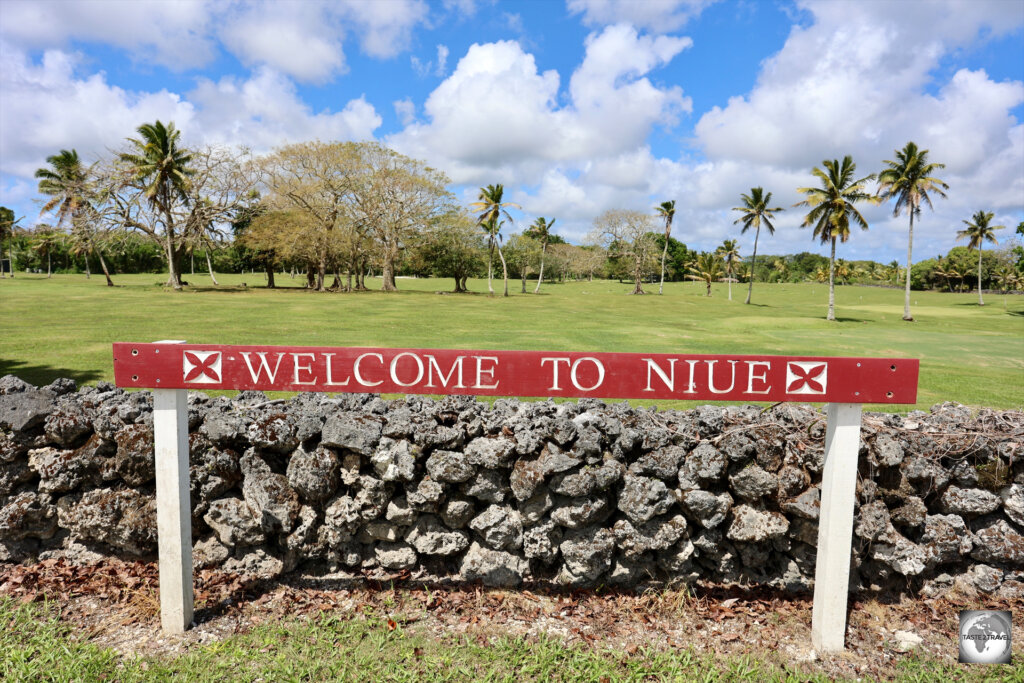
left=496, top=243, right=509, bottom=297
left=459, top=275, right=469, bottom=292
left=96, top=249, right=114, bottom=286
left=745, top=227, right=760, bottom=304
left=84, top=253, right=90, bottom=278
left=316, top=252, right=326, bottom=292
left=534, top=243, right=547, bottom=293
left=164, top=224, right=183, bottom=289
left=306, top=266, right=315, bottom=289
left=47, top=251, right=51, bottom=278
left=727, top=267, right=732, bottom=300
left=658, top=231, right=669, bottom=294
left=827, top=237, right=836, bottom=321
left=631, top=255, right=645, bottom=295
left=903, top=211, right=914, bottom=320
left=486, top=242, right=495, bottom=296
left=977, top=249, right=985, bottom=306
left=381, top=249, right=397, bottom=291
left=206, top=251, right=219, bottom=286
left=265, top=262, right=275, bottom=288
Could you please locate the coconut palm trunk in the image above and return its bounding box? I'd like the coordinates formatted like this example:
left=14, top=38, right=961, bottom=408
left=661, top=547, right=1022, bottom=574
left=745, top=227, right=760, bottom=305
left=206, top=250, right=219, bottom=285
left=486, top=242, right=495, bottom=295
left=533, top=242, right=547, bottom=293
left=977, top=249, right=985, bottom=306
left=903, top=211, right=915, bottom=320
left=497, top=242, right=509, bottom=297
left=658, top=237, right=669, bottom=295
left=827, top=237, right=837, bottom=321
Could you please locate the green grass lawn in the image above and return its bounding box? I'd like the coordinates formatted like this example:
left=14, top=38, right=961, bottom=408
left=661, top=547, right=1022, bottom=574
left=1, top=272, right=1021, bottom=411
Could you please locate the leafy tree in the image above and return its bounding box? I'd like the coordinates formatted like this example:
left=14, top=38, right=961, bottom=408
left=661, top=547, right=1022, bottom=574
left=470, top=184, right=519, bottom=297
left=588, top=209, right=658, bottom=294
left=687, top=251, right=724, bottom=296
left=655, top=200, right=675, bottom=294
left=957, top=210, right=1005, bottom=305
left=412, top=210, right=485, bottom=292
left=524, top=216, right=555, bottom=293
left=118, top=121, right=195, bottom=289
left=795, top=156, right=877, bottom=321
left=0, top=206, right=19, bottom=278
left=732, top=187, right=783, bottom=304
left=716, top=239, right=741, bottom=301
left=876, top=142, right=948, bottom=321
left=504, top=233, right=541, bottom=293
left=30, top=225, right=63, bottom=277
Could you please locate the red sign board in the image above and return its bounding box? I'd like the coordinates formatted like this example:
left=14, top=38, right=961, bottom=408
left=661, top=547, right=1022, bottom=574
left=112, top=343, right=918, bottom=404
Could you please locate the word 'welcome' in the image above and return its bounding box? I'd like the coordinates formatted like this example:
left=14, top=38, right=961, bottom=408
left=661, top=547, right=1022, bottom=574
left=114, top=343, right=918, bottom=404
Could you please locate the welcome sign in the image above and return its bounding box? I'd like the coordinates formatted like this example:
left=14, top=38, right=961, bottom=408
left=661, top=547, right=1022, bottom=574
left=113, top=343, right=918, bottom=404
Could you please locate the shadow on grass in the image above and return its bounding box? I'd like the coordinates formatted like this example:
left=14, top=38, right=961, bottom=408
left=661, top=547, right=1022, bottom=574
left=0, top=358, right=104, bottom=387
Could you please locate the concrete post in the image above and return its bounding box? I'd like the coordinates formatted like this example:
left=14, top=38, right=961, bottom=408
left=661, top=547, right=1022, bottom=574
left=153, top=387, right=194, bottom=632
left=811, top=402, right=862, bottom=652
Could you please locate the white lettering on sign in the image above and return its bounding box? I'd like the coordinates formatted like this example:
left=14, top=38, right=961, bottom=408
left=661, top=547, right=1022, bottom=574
left=425, top=355, right=466, bottom=389
left=570, top=357, right=605, bottom=391
left=322, top=353, right=351, bottom=386
left=707, top=360, right=739, bottom=394
left=390, top=352, right=425, bottom=387
left=683, top=359, right=699, bottom=394
left=241, top=352, right=285, bottom=383
left=291, top=353, right=317, bottom=385
left=541, top=357, right=571, bottom=390
left=745, top=361, right=772, bottom=395
left=354, top=353, right=384, bottom=387
left=643, top=358, right=676, bottom=391
left=473, top=356, right=499, bottom=390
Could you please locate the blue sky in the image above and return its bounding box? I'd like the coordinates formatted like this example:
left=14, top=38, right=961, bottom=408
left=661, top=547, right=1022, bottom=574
left=1, top=0, right=1022, bottom=263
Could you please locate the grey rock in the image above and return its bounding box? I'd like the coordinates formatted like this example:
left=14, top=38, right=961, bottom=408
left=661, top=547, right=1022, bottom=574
left=0, top=492, right=57, bottom=540
left=519, top=489, right=555, bottom=526
left=286, top=445, right=340, bottom=503
left=460, top=542, right=528, bottom=587
left=113, top=424, right=155, bottom=486
left=618, top=474, right=674, bottom=524
left=1001, top=484, right=1024, bottom=527
left=405, top=515, right=470, bottom=555
left=465, top=436, right=516, bottom=468
left=376, top=542, right=417, bottom=570
left=522, top=521, right=561, bottom=563
left=630, top=445, right=687, bottom=480
left=426, top=449, right=476, bottom=483
left=719, top=432, right=757, bottom=464
left=358, top=520, right=403, bottom=543
left=201, top=411, right=246, bottom=445
left=385, top=496, right=417, bottom=525
left=657, top=538, right=698, bottom=576
left=681, top=490, right=732, bottom=529
left=440, top=496, right=476, bottom=529
left=460, top=470, right=507, bottom=504
left=44, top=401, right=93, bottom=447
left=938, top=486, right=1000, bottom=517
left=469, top=504, right=523, bottom=550
left=322, top=495, right=360, bottom=545
left=968, top=564, right=1003, bottom=593
left=0, top=375, right=33, bottom=394
left=242, top=458, right=301, bottom=534
left=730, top=465, right=777, bottom=501
left=872, top=434, right=904, bottom=467
left=407, top=479, right=446, bottom=511
left=726, top=505, right=789, bottom=542
left=572, top=425, right=603, bottom=459
left=537, top=442, right=581, bottom=474
left=223, top=548, right=283, bottom=579
left=371, top=438, right=419, bottom=482
left=550, top=496, right=611, bottom=528
left=681, top=442, right=727, bottom=485
left=872, top=529, right=926, bottom=576
left=285, top=505, right=318, bottom=552
left=57, top=488, right=156, bottom=555
left=550, top=417, right=577, bottom=445
left=904, top=457, right=949, bottom=492
left=608, top=556, right=651, bottom=586
left=0, top=459, right=34, bottom=497
left=971, top=519, right=1024, bottom=564
left=854, top=501, right=891, bottom=541
left=203, top=498, right=265, bottom=547
left=247, top=412, right=298, bottom=454
left=28, top=446, right=96, bottom=494
left=509, top=457, right=545, bottom=501
left=890, top=496, right=928, bottom=528
left=781, top=487, right=820, bottom=520
left=353, top=474, right=389, bottom=520
left=0, top=389, right=55, bottom=431
left=921, top=514, right=972, bottom=566
left=558, top=527, right=614, bottom=585
left=777, top=465, right=809, bottom=498
left=193, top=535, right=231, bottom=569
left=321, top=413, right=382, bottom=455
left=613, top=514, right=688, bottom=557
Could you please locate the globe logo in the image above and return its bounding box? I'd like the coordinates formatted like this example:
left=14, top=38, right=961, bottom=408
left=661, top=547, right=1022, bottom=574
left=959, top=610, right=1012, bottom=664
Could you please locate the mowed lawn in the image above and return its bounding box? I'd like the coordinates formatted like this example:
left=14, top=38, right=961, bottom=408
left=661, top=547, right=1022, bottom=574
left=1, top=272, right=1021, bottom=411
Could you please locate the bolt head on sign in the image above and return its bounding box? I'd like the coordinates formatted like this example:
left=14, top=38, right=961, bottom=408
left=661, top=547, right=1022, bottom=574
left=113, top=343, right=918, bottom=404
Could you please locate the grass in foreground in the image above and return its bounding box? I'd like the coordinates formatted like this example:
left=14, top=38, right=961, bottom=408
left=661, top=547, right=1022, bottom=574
left=2, top=598, right=1017, bottom=683
left=1, top=273, right=1022, bottom=410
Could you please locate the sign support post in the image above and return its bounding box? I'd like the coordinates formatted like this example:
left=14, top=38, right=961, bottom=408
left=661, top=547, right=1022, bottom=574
left=811, top=402, right=862, bottom=652
left=151, top=341, right=193, bottom=633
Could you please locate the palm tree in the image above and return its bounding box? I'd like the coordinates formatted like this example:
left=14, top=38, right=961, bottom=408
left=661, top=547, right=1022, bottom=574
left=655, top=200, right=675, bottom=294
left=686, top=251, right=724, bottom=297
left=525, top=216, right=555, bottom=293
left=470, top=184, right=519, bottom=297
left=119, top=120, right=194, bottom=290
left=31, top=226, right=62, bottom=278
left=716, top=239, right=741, bottom=301
left=957, top=210, right=1005, bottom=305
left=876, top=142, right=948, bottom=321
left=772, top=258, right=789, bottom=282
left=795, top=156, right=877, bottom=321
left=732, top=187, right=783, bottom=304
left=813, top=266, right=828, bottom=283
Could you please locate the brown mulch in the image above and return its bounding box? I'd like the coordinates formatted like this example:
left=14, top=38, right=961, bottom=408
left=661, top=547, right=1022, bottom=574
left=1, top=558, right=1021, bottom=680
